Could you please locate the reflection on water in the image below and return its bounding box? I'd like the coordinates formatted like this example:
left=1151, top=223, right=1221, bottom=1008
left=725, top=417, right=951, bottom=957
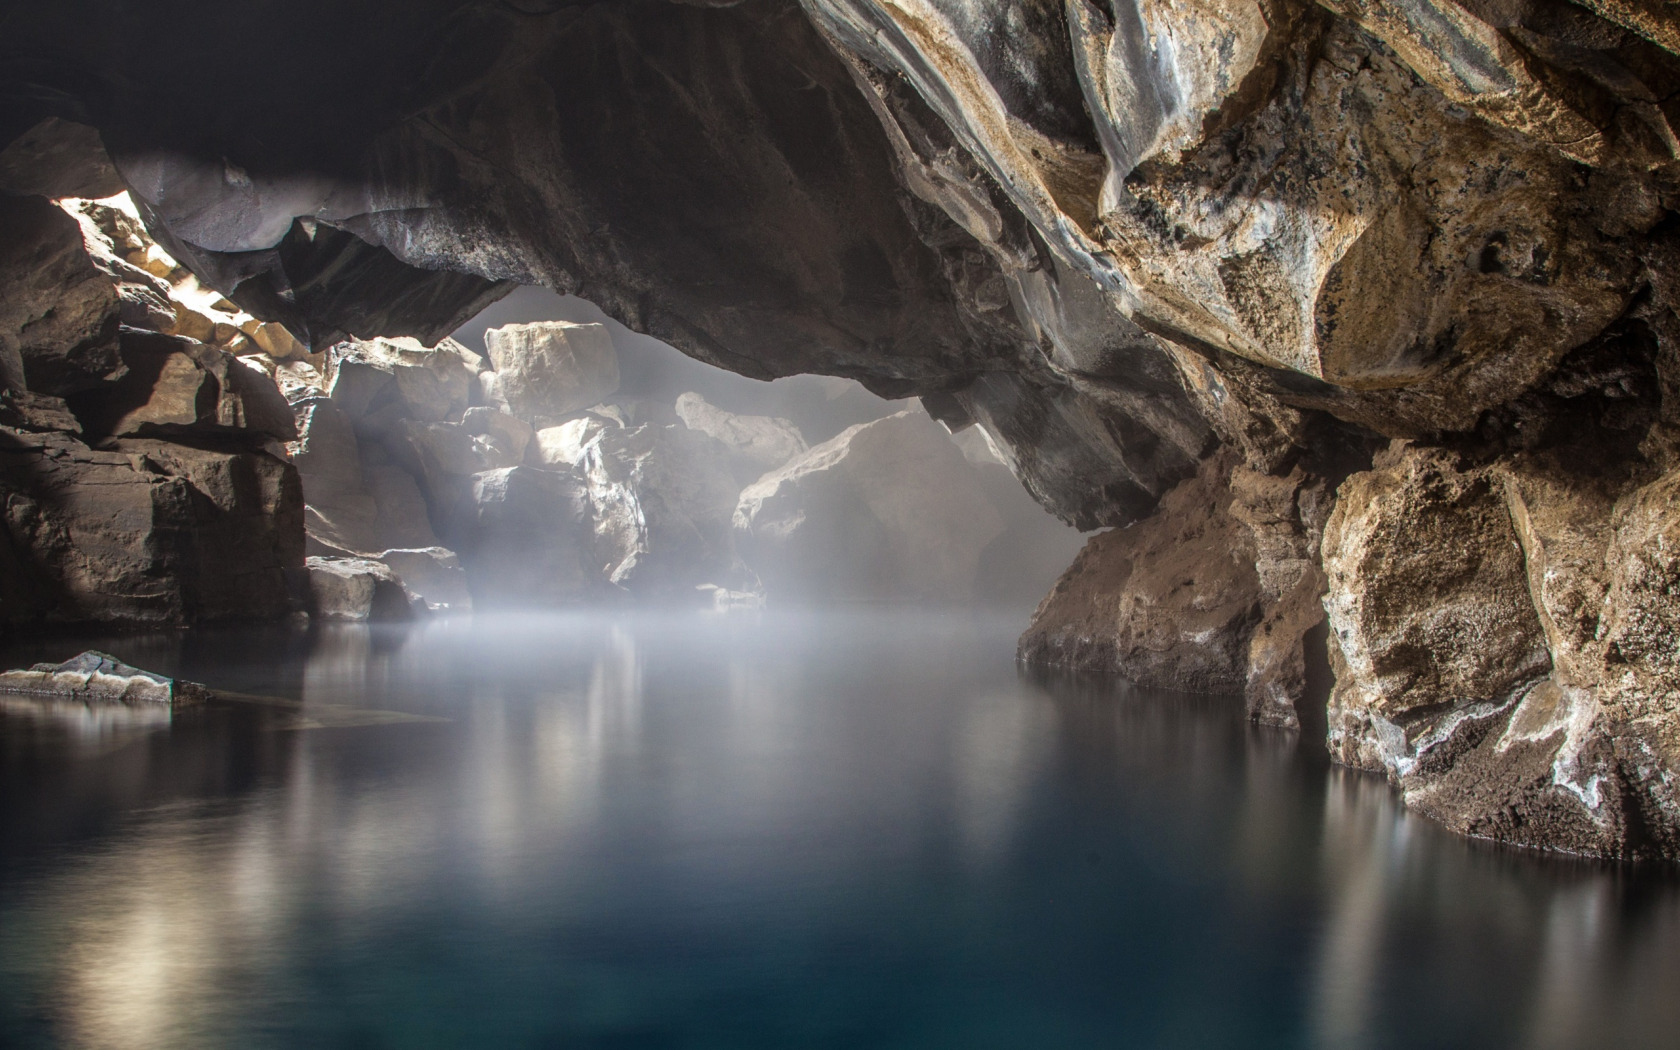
left=1, top=612, right=1677, bottom=1049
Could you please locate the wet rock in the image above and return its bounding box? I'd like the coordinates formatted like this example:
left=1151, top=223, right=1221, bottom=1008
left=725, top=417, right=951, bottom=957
left=306, top=555, right=416, bottom=621
left=0, top=650, right=208, bottom=705
left=674, top=391, right=806, bottom=481
left=483, top=321, right=619, bottom=426
left=735, top=410, right=1004, bottom=602
left=583, top=423, right=746, bottom=598
left=1019, top=454, right=1261, bottom=692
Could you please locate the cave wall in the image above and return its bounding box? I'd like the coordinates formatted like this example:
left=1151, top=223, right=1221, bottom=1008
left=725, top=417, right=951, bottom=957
left=5, top=0, right=1680, bottom=856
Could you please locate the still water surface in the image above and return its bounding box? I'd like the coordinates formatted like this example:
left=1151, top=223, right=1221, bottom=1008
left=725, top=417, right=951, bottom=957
left=0, top=611, right=1677, bottom=1050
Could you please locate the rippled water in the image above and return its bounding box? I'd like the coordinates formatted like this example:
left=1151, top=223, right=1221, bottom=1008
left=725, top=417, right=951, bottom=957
left=1, top=611, right=1677, bottom=1050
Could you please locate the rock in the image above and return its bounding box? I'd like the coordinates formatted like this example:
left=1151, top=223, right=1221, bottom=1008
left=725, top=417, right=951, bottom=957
left=323, top=336, right=478, bottom=436
left=0, top=651, right=208, bottom=705
left=459, top=406, right=532, bottom=464
left=1019, top=454, right=1261, bottom=692
left=483, top=321, right=619, bottom=425
left=1323, top=445, right=1554, bottom=776
left=735, top=409, right=1004, bottom=602
left=290, top=399, right=439, bottom=556
left=374, top=546, right=472, bottom=613
left=583, top=423, right=746, bottom=598
left=532, top=415, right=619, bottom=468
left=674, top=391, right=806, bottom=480
left=306, top=555, right=416, bottom=621
left=0, top=194, right=133, bottom=395
left=0, top=118, right=125, bottom=200
left=0, top=427, right=303, bottom=626
left=13, top=0, right=1680, bottom=857
left=458, top=466, right=600, bottom=606
left=1316, top=443, right=1680, bottom=857
left=71, top=330, right=297, bottom=443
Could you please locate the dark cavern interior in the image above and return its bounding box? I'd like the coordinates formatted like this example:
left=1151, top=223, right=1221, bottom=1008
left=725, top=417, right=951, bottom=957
left=4, top=1, right=1680, bottom=1045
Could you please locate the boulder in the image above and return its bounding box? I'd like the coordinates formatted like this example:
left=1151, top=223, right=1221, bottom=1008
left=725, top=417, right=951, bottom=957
left=734, top=410, right=1004, bottom=602
left=459, top=466, right=599, bottom=605
left=0, top=427, right=303, bottom=627
left=0, top=118, right=125, bottom=200
left=375, top=546, right=472, bottom=613
left=674, top=391, right=806, bottom=481
left=324, top=336, right=478, bottom=436
left=290, top=399, right=438, bottom=556
left=1019, top=454, right=1261, bottom=693
left=306, top=555, right=416, bottom=621
left=583, top=423, right=746, bottom=598
left=72, top=330, right=297, bottom=443
left=483, top=321, right=619, bottom=425
left=0, top=651, right=209, bottom=705
left=0, top=193, right=162, bottom=396
left=532, top=414, right=619, bottom=468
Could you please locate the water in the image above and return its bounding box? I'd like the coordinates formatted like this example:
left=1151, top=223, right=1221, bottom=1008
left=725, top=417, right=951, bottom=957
left=0, top=611, right=1677, bottom=1050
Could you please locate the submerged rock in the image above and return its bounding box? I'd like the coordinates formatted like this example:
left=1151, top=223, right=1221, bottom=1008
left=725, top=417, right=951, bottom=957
left=0, top=651, right=208, bottom=705
left=735, top=410, right=1003, bottom=603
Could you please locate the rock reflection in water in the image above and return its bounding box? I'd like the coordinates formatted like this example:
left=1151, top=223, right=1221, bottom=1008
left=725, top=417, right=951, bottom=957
left=0, top=612, right=1677, bottom=1049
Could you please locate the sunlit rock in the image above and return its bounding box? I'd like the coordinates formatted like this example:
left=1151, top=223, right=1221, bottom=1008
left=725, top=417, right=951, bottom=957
left=532, top=414, right=619, bottom=468
left=306, top=555, right=416, bottom=622
left=323, top=336, right=478, bottom=437
left=72, top=330, right=296, bottom=443
left=375, top=546, right=473, bottom=614
left=735, top=409, right=1003, bottom=602
left=484, top=321, right=619, bottom=426
left=674, top=391, right=806, bottom=481
left=582, top=423, right=745, bottom=599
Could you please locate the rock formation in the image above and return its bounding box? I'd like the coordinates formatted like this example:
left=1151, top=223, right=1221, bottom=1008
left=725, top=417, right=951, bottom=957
left=0, top=650, right=209, bottom=705
left=6, top=0, right=1680, bottom=855
left=736, top=410, right=1005, bottom=602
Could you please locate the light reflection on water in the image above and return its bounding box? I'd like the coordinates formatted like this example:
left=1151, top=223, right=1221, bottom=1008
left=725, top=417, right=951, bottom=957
left=1, top=611, right=1677, bottom=1050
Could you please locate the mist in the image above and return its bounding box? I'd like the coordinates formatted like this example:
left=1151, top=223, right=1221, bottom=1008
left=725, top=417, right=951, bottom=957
left=293, top=285, right=1089, bottom=618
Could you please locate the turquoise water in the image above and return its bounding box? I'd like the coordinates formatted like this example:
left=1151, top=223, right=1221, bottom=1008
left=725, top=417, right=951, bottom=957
left=1, top=611, right=1676, bottom=1049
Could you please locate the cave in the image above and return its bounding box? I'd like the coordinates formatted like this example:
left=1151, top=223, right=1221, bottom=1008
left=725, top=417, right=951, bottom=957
left=4, top=0, right=1680, bottom=1043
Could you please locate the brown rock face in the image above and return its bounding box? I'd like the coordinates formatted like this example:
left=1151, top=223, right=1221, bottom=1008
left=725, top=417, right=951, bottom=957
left=1019, top=454, right=1260, bottom=693
left=0, top=428, right=301, bottom=627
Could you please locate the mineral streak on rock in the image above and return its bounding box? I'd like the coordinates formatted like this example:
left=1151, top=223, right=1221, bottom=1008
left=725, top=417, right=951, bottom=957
left=6, top=0, right=1680, bottom=854
left=0, top=651, right=209, bottom=705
